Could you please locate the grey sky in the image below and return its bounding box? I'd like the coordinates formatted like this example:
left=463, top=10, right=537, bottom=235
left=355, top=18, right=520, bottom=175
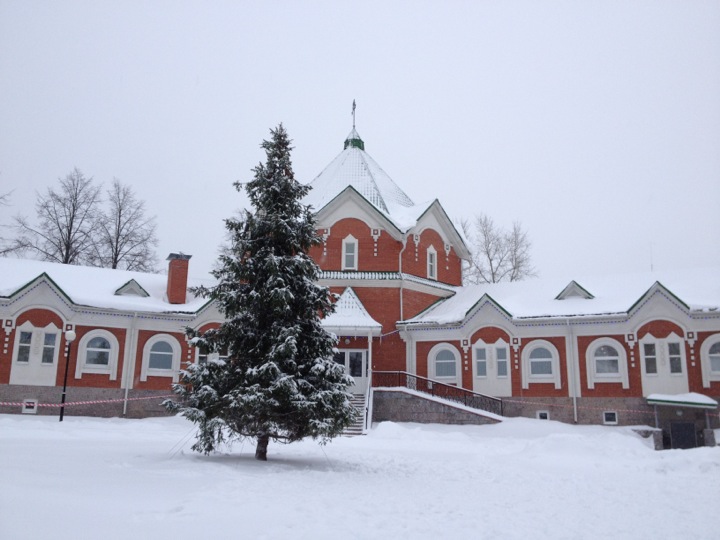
left=1, top=1, right=718, bottom=280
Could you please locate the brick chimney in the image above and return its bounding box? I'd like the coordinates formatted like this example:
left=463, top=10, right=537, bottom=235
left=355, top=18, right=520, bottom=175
left=166, top=253, right=192, bottom=304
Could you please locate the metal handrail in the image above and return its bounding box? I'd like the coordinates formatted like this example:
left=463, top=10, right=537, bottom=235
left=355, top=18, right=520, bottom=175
left=373, top=371, right=503, bottom=417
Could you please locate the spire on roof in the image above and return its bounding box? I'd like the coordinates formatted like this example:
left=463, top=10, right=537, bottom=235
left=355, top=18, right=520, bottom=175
left=345, top=100, right=365, bottom=150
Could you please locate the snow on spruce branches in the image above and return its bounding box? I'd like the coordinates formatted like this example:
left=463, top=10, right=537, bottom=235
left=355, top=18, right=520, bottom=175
left=165, top=125, right=355, bottom=460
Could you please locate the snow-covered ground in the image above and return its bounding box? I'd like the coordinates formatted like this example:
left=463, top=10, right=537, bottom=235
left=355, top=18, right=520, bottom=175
left=1, top=414, right=718, bottom=540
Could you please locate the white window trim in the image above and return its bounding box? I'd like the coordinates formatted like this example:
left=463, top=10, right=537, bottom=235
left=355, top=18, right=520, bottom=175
left=585, top=338, right=629, bottom=389
left=603, top=411, right=619, bottom=425
left=12, top=321, right=61, bottom=368
left=140, top=334, right=182, bottom=382
left=428, top=343, right=460, bottom=384
left=427, top=245, right=437, bottom=280
left=472, top=338, right=510, bottom=379
left=536, top=410, right=550, bottom=420
left=521, top=340, right=561, bottom=390
left=341, top=234, right=358, bottom=271
left=699, top=333, right=720, bottom=388
left=639, top=332, right=686, bottom=378
left=75, top=330, right=120, bottom=380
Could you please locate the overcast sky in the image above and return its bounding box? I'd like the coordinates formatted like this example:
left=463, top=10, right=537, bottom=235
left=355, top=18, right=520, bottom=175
left=1, top=1, right=718, bottom=281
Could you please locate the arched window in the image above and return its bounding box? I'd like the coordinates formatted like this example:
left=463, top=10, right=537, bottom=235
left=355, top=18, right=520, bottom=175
left=149, top=341, right=174, bottom=369
left=710, top=342, right=720, bottom=373
left=86, top=337, right=111, bottom=365
left=342, top=234, right=358, bottom=271
left=529, top=347, right=553, bottom=375
left=435, top=349, right=456, bottom=377
left=521, top=340, right=561, bottom=389
left=428, top=344, right=460, bottom=383
left=75, top=330, right=120, bottom=380
left=585, top=338, right=629, bottom=389
left=427, top=245, right=437, bottom=280
left=141, top=334, right=182, bottom=382
left=700, top=334, right=720, bottom=388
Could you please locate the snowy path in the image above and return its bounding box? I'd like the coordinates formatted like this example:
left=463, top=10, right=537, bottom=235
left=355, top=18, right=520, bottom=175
left=1, top=414, right=718, bottom=539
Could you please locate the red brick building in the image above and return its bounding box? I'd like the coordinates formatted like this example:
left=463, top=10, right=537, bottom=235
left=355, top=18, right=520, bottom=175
left=2, top=127, right=719, bottom=448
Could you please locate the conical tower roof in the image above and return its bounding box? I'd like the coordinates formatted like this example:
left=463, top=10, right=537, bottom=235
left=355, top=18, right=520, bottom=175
left=304, top=129, right=415, bottom=218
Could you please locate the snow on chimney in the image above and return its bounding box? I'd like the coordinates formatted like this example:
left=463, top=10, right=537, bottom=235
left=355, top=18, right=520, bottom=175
left=166, top=253, right=192, bottom=304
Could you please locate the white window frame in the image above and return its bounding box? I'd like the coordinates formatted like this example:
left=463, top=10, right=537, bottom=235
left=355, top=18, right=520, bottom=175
left=603, top=411, right=619, bottom=425
left=428, top=343, right=460, bottom=383
left=75, top=330, right=120, bottom=380
left=639, top=332, right=686, bottom=378
left=427, top=245, right=437, bottom=280
left=473, top=339, right=510, bottom=379
left=12, top=321, right=61, bottom=367
left=585, top=338, right=629, bottom=389
left=536, top=410, right=550, bottom=420
left=699, top=333, right=720, bottom=388
left=521, top=340, right=561, bottom=389
left=140, top=334, right=182, bottom=382
left=342, top=234, right=358, bottom=271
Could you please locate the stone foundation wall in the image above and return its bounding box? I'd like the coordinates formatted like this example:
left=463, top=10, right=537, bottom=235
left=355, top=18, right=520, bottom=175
left=0, top=384, right=174, bottom=418
left=372, top=389, right=500, bottom=425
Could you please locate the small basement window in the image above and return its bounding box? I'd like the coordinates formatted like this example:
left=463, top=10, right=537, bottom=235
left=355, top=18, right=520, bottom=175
left=603, top=411, right=618, bottom=425
left=22, top=399, right=39, bottom=414
left=536, top=411, right=549, bottom=420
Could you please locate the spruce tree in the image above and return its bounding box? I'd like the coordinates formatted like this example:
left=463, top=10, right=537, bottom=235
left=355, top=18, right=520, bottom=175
left=165, top=125, right=355, bottom=460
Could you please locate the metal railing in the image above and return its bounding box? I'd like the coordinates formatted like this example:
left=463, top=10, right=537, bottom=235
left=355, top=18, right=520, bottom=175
left=373, top=371, right=503, bottom=417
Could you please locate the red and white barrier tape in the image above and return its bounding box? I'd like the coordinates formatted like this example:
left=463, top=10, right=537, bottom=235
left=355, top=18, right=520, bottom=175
left=0, top=394, right=175, bottom=408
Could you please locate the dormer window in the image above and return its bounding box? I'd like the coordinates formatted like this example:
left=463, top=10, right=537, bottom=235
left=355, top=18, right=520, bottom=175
left=342, top=235, right=358, bottom=271
left=427, top=245, right=437, bottom=280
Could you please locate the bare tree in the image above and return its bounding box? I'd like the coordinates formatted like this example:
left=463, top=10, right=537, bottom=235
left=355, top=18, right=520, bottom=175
left=13, top=168, right=102, bottom=264
left=89, top=179, right=158, bottom=271
left=0, top=190, right=14, bottom=255
left=462, top=214, right=536, bottom=284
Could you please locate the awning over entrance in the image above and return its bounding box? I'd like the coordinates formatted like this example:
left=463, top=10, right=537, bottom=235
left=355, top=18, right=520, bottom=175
left=646, top=392, right=718, bottom=410
left=322, top=287, right=382, bottom=337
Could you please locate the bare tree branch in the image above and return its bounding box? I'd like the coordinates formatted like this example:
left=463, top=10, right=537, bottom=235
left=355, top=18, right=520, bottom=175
left=12, top=168, right=102, bottom=264
left=463, top=213, right=536, bottom=284
left=89, top=178, right=158, bottom=271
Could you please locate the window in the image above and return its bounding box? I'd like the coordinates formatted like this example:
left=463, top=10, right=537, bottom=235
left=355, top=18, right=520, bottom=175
left=537, top=411, right=549, bottom=420
left=710, top=342, right=720, bottom=373
left=140, top=334, right=182, bottom=382
left=496, top=347, right=508, bottom=377
left=434, top=348, right=457, bottom=378
left=521, top=340, right=561, bottom=389
left=594, top=345, right=619, bottom=374
left=17, top=331, right=31, bottom=363
left=41, top=333, right=57, bottom=364
left=85, top=337, right=111, bottom=365
left=643, top=343, right=657, bottom=374
left=668, top=342, right=682, bottom=374
left=473, top=341, right=509, bottom=379
left=700, top=335, right=720, bottom=388
left=586, top=338, right=629, bottom=389
left=475, top=347, right=487, bottom=377
left=530, top=347, right=553, bottom=375
left=427, top=245, right=437, bottom=280
left=149, top=341, right=174, bottom=369
left=75, top=330, right=119, bottom=380
left=603, top=411, right=618, bottom=425
left=342, top=235, right=358, bottom=270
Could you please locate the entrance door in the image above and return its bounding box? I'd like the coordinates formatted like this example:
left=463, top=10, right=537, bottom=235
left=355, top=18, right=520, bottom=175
left=9, top=325, right=61, bottom=386
left=670, top=422, right=697, bottom=449
left=334, top=350, right=367, bottom=393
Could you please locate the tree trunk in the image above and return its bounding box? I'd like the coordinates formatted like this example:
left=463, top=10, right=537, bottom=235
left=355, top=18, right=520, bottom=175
left=255, top=433, right=269, bottom=461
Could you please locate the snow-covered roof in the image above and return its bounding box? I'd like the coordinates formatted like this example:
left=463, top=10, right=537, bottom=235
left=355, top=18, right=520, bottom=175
left=322, top=287, right=382, bottom=335
left=0, top=257, right=211, bottom=314
left=647, top=393, right=718, bottom=409
left=404, top=267, right=720, bottom=325
left=304, top=129, right=418, bottom=225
